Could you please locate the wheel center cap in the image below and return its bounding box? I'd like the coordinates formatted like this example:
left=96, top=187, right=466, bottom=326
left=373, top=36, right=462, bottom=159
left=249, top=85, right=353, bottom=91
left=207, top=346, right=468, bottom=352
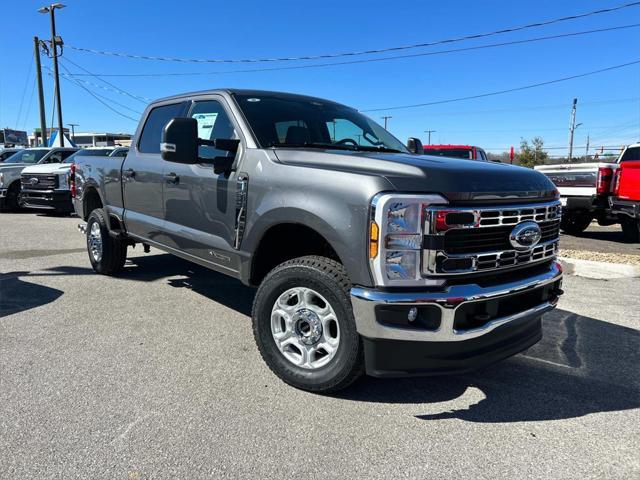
left=292, top=308, right=322, bottom=345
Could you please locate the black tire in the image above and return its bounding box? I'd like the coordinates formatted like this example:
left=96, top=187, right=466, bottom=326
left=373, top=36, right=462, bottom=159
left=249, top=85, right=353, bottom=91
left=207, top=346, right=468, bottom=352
left=86, top=208, right=127, bottom=275
left=560, top=213, right=592, bottom=235
left=621, top=217, right=640, bottom=242
left=4, top=182, right=21, bottom=211
left=252, top=255, right=364, bottom=393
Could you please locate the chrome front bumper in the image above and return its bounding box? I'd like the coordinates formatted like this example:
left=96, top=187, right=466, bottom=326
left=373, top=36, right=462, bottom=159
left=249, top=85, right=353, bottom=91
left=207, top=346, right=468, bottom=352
left=351, top=262, right=562, bottom=343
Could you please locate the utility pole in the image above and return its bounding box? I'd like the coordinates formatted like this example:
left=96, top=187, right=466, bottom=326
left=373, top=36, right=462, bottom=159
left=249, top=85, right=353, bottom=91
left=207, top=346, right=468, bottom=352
left=424, top=130, right=436, bottom=145
left=39, top=3, right=66, bottom=147
left=33, top=36, right=48, bottom=147
left=585, top=133, right=590, bottom=158
left=567, top=98, right=577, bottom=162
left=381, top=116, right=392, bottom=130
left=67, top=123, right=78, bottom=143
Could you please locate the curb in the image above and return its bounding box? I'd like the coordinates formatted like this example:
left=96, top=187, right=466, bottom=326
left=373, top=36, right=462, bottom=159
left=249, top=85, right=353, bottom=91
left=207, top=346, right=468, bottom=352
left=559, top=256, right=640, bottom=280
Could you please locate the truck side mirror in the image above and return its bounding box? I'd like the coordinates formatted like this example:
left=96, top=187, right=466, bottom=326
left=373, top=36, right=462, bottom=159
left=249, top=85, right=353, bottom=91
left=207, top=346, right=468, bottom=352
left=407, top=137, right=423, bottom=154
left=161, top=117, right=198, bottom=164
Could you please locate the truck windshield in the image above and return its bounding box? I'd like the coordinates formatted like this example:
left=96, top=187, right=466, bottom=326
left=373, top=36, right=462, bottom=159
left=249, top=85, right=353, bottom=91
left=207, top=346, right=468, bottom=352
left=63, top=149, right=113, bottom=163
left=234, top=94, right=409, bottom=153
left=3, top=149, right=48, bottom=164
left=425, top=149, right=473, bottom=160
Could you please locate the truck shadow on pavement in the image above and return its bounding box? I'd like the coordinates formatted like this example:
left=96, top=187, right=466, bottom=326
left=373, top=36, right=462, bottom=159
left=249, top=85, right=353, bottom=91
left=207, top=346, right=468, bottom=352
left=338, top=308, right=640, bottom=423
left=0, top=266, right=94, bottom=318
left=122, top=254, right=255, bottom=316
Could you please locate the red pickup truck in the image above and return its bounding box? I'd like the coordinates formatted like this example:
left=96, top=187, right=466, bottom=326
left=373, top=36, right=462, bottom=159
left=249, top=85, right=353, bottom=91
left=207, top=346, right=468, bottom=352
left=610, top=143, right=640, bottom=241
left=423, top=144, right=492, bottom=161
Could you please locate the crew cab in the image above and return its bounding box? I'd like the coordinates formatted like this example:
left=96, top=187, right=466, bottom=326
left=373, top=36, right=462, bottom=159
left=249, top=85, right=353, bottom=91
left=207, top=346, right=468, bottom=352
left=20, top=146, right=128, bottom=214
left=0, top=147, right=77, bottom=211
left=534, top=162, right=618, bottom=234
left=423, top=144, right=492, bottom=162
left=72, top=89, right=563, bottom=392
left=610, top=143, right=640, bottom=241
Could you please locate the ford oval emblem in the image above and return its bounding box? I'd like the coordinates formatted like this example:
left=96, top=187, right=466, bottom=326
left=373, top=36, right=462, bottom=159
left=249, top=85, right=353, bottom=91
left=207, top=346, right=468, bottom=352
left=509, top=221, right=542, bottom=250
left=29, top=177, right=39, bottom=185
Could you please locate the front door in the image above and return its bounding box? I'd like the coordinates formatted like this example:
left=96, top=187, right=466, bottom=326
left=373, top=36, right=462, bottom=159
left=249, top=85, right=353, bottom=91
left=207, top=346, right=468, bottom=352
left=122, top=101, right=187, bottom=240
left=162, top=97, right=243, bottom=273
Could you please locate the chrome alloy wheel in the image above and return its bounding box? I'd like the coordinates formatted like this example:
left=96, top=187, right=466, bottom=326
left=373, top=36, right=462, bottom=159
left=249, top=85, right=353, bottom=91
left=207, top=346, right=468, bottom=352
left=271, top=287, right=340, bottom=369
left=88, top=221, right=103, bottom=263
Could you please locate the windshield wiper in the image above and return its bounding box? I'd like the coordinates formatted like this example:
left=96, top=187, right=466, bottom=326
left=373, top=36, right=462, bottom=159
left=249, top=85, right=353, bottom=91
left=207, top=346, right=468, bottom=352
left=353, top=145, right=404, bottom=153
left=270, top=142, right=357, bottom=151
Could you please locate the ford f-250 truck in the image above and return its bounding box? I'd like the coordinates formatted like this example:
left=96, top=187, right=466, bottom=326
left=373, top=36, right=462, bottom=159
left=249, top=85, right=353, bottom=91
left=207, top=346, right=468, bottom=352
left=20, top=146, right=128, bottom=214
left=610, top=143, right=640, bottom=241
left=72, top=89, right=563, bottom=392
left=535, top=162, right=618, bottom=235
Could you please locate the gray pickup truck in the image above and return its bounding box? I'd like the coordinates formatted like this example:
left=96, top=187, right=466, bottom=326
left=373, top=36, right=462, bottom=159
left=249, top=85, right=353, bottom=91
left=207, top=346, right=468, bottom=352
left=72, top=89, right=563, bottom=392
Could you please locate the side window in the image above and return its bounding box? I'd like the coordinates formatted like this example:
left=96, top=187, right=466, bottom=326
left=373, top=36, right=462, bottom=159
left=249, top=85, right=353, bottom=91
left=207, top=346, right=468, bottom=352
left=60, top=150, right=76, bottom=161
left=46, top=152, right=62, bottom=163
left=620, top=147, right=640, bottom=162
left=477, top=149, right=486, bottom=161
left=138, top=103, right=185, bottom=154
left=190, top=100, right=237, bottom=159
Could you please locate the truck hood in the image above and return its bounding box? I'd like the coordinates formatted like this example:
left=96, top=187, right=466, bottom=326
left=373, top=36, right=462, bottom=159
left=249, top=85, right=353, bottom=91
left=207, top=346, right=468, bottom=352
left=274, top=149, right=557, bottom=203
left=20, top=163, right=70, bottom=175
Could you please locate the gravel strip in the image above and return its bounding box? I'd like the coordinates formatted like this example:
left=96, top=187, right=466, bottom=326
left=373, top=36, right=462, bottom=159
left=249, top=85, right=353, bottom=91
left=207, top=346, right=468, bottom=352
left=560, top=249, right=640, bottom=266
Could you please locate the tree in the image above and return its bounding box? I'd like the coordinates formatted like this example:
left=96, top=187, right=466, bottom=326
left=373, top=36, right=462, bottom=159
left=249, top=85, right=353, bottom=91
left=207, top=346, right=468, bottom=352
left=517, top=136, right=548, bottom=168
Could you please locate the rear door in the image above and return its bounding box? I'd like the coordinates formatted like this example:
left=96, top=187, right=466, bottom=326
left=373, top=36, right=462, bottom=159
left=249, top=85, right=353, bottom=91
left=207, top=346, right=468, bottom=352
left=162, top=96, right=244, bottom=272
left=618, top=146, right=640, bottom=201
left=122, top=101, right=187, bottom=240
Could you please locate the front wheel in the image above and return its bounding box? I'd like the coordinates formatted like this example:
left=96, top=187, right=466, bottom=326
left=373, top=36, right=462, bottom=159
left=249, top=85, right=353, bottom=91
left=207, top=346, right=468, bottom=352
left=621, top=216, right=640, bottom=242
left=560, top=213, right=592, bottom=235
left=252, top=256, right=364, bottom=393
left=86, top=208, right=127, bottom=274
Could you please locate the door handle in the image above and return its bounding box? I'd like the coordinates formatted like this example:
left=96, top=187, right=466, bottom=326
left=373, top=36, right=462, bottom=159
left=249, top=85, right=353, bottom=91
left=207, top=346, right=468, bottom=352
left=164, top=172, right=180, bottom=185
left=123, top=168, right=136, bottom=179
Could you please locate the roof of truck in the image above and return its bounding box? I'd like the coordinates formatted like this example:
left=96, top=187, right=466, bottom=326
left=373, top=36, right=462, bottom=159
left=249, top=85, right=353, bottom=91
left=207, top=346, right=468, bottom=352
left=152, top=89, right=349, bottom=107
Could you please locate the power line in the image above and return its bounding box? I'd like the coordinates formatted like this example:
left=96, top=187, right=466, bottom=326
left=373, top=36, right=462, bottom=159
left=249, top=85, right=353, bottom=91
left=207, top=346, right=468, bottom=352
left=22, top=77, right=37, bottom=130
left=55, top=63, right=140, bottom=122
left=64, top=1, right=640, bottom=64
left=59, top=24, right=640, bottom=78
left=15, top=53, right=35, bottom=126
left=362, top=59, right=640, bottom=112
left=60, top=57, right=150, bottom=103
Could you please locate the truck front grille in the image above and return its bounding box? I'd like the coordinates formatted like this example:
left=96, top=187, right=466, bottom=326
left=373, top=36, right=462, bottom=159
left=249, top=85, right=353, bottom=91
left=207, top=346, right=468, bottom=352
left=423, top=200, right=561, bottom=276
left=21, top=174, right=58, bottom=190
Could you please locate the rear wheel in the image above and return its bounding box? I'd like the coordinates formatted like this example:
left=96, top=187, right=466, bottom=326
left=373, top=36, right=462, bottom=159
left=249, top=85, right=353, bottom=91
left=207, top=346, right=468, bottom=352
left=86, top=208, right=127, bottom=274
left=560, top=213, right=592, bottom=235
left=252, top=255, right=364, bottom=393
left=621, top=216, right=640, bottom=242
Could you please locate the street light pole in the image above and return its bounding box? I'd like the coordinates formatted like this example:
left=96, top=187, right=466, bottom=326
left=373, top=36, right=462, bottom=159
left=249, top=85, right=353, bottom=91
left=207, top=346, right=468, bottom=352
left=67, top=123, right=78, bottom=143
left=39, top=3, right=66, bottom=147
left=381, top=116, right=392, bottom=130
left=424, top=130, right=436, bottom=145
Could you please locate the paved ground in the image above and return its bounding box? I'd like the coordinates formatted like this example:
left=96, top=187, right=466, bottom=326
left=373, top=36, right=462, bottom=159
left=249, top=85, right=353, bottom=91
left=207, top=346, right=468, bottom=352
left=1, top=212, right=639, bottom=479
left=560, top=223, right=640, bottom=256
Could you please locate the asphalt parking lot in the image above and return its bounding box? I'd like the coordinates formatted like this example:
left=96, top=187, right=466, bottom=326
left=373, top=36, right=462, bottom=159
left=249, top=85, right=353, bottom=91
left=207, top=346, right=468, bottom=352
left=1, top=213, right=639, bottom=479
left=560, top=223, right=640, bottom=257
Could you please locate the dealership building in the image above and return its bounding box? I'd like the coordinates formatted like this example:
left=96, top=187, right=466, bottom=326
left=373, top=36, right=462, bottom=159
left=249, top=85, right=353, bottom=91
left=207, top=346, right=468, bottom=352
left=29, top=128, right=132, bottom=147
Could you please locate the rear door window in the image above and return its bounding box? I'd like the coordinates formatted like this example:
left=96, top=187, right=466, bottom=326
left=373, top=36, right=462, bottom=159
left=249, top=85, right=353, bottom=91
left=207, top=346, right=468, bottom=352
left=620, top=147, right=640, bottom=162
left=138, top=103, right=185, bottom=154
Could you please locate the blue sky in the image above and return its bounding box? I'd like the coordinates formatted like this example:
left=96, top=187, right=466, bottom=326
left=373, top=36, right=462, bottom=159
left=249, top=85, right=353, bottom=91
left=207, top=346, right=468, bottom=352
left=1, top=0, right=639, bottom=155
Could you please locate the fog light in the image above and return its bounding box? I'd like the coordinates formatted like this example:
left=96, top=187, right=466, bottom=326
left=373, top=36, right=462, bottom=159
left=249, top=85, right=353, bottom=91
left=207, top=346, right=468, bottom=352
left=407, top=307, right=418, bottom=322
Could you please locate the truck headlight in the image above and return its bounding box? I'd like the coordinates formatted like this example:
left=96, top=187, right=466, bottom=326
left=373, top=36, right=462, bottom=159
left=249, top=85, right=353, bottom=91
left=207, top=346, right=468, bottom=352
left=369, top=193, right=448, bottom=286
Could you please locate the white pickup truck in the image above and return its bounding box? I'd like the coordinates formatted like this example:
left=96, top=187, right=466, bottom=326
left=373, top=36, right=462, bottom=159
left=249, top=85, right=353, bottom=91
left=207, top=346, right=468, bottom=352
left=534, top=162, right=618, bottom=234
left=20, top=147, right=128, bottom=214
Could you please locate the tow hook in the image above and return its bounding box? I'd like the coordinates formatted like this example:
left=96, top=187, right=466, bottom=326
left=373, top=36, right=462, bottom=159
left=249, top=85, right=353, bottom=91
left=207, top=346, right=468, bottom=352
left=78, top=223, right=87, bottom=234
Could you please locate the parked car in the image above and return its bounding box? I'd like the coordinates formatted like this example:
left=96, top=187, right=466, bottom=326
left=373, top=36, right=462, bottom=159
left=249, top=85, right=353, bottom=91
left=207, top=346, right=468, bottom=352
left=20, top=146, right=128, bottom=214
left=0, top=148, right=23, bottom=162
left=423, top=144, right=492, bottom=161
left=72, top=89, right=563, bottom=392
left=534, top=162, right=618, bottom=234
left=610, top=143, right=640, bottom=241
left=0, top=147, right=77, bottom=210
